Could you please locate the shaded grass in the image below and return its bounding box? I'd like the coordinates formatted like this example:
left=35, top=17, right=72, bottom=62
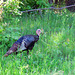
left=0, top=10, right=75, bottom=75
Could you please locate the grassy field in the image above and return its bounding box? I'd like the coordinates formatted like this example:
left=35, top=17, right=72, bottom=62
left=0, top=10, right=75, bottom=75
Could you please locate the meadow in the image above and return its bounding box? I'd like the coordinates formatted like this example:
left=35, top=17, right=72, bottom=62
left=0, top=10, right=75, bottom=75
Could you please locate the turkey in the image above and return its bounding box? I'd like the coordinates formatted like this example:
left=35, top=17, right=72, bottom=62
left=4, top=29, right=41, bottom=57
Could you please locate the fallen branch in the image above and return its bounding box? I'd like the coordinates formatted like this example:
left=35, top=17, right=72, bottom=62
left=20, top=5, right=75, bottom=13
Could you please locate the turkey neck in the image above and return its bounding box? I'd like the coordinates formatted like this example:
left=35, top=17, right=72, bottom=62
left=34, top=35, right=39, bottom=42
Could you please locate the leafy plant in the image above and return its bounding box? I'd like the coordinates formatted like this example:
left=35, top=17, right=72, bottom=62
left=3, top=0, right=22, bottom=19
left=19, top=0, right=50, bottom=11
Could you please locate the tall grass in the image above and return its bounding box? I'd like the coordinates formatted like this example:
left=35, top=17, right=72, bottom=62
left=0, top=10, right=75, bottom=75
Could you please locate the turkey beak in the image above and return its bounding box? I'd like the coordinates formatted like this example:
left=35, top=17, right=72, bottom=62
left=41, top=28, right=44, bottom=34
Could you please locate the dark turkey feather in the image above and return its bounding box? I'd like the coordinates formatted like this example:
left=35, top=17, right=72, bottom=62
left=4, top=35, right=39, bottom=57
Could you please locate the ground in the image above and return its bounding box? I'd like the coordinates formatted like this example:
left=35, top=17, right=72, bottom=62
left=0, top=10, right=75, bottom=75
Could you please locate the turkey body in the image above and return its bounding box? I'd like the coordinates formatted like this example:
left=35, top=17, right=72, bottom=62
left=16, top=35, right=39, bottom=51
left=4, top=35, right=39, bottom=57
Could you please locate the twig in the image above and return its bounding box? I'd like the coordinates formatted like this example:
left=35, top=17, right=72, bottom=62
left=20, top=5, right=75, bottom=13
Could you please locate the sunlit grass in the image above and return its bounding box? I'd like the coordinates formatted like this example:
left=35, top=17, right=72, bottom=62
left=0, top=10, right=75, bottom=75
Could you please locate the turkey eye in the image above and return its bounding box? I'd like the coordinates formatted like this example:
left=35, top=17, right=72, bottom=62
left=38, top=30, right=40, bottom=32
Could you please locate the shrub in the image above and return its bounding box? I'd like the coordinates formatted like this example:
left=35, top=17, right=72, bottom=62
left=3, top=0, right=22, bottom=19
left=19, top=0, right=50, bottom=11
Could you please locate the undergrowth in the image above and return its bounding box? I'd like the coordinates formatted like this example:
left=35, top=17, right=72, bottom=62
left=0, top=10, right=75, bottom=75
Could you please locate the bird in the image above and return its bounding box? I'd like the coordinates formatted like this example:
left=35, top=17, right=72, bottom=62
left=4, top=29, right=41, bottom=57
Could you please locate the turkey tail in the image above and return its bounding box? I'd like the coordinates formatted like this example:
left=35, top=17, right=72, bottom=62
left=4, top=43, right=19, bottom=57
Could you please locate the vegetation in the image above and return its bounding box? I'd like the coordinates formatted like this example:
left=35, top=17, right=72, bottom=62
left=19, top=0, right=50, bottom=10
left=0, top=9, right=75, bottom=74
left=0, top=0, right=75, bottom=74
